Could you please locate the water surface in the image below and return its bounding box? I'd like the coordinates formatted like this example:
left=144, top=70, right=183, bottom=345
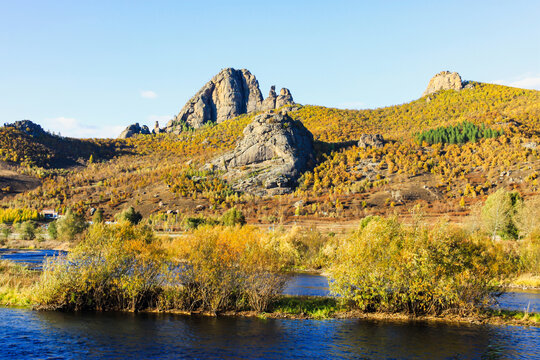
left=1, top=307, right=539, bottom=359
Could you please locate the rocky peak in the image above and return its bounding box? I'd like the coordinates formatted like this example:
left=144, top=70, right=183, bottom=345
left=261, top=86, right=277, bottom=111
left=165, top=68, right=264, bottom=132
left=118, top=123, right=150, bottom=139
left=276, top=88, right=294, bottom=108
left=164, top=69, right=296, bottom=133
left=153, top=121, right=163, bottom=134
left=209, top=111, right=315, bottom=196
left=262, top=86, right=295, bottom=111
left=423, top=71, right=463, bottom=97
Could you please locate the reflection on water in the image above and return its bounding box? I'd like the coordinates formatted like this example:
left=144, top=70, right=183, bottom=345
left=0, top=307, right=539, bottom=359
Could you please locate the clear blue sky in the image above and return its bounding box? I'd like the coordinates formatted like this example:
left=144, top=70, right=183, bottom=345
left=1, top=0, right=539, bottom=137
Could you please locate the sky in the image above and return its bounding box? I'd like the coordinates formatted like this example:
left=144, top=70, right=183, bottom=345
left=1, top=0, right=539, bottom=138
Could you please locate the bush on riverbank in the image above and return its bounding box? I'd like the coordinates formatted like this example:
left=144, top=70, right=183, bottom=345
left=330, top=216, right=518, bottom=316
left=35, top=223, right=167, bottom=311
left=35, top=223, right=287, bottom=313
left=166, top=225, right=286, bottom=312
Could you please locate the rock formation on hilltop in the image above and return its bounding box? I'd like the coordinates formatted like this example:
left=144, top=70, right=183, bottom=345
left=423, top=71, right=464, bottom=97
left=261, top=86, right=295, bottom=111
left=118, top=123, right=150, bottom=139
left=165, top=68, right=264, bottom=133
left=261, top=86, right=278, bottom=111
left=276, top=88, right=294, bottom=108
left=5, top=120, right=47, bottom=137
left=164, top=68, right=295, bottom=133
left=209, top=111, right=315, bottom=196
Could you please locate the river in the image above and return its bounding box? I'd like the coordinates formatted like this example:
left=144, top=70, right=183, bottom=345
left=1, top=249, right=539, bottom=359
left=1, top=307, right=539, bottom=359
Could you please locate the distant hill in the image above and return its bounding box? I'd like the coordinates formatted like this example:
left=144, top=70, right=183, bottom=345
left=0, top=120, right=128, bottom=168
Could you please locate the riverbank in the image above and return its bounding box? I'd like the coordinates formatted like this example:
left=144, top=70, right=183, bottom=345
left=150, top=296, right=540, bottom=327
left=2, top=288, right=538, bottom=328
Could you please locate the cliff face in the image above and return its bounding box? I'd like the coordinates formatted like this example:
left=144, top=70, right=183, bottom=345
left=423, top=71, right=464, bottom=96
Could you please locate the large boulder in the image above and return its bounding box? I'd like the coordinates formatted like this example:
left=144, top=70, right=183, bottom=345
left=165, top=68, right=264, bottom=132
left=358, top=134, right=385, bottom=148
left=210, top=111, right=315, bottom=195
left=423, top=71, right=463, bottom=97
left=118, top=123, right=150, bottom=139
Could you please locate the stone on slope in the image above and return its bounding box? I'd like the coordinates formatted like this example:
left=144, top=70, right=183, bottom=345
left=209, top=111, right=315, bottom=196
left=358, top=134, right=385, bottom=148
left=423, top=71, right=463, bottom=97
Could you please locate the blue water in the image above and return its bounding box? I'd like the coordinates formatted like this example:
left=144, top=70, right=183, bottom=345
left=0, top=249, right=66, bottom=270
left=0, top=307, right=539, bottom=359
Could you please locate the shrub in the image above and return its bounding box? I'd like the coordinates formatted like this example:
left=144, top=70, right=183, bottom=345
left=115, top=206, right=142, bottom=225
left=170, top=225, right=286, bottom=312
left=20, top=221, right=37, bottom=240
left=35, top=223, right=166, bottom=311
left=269, top=227, right=337, bottom=270
left=56, top=209, right=87, bottom=242
left=92, top=208, right=104, bottom=224
left=330, top=217, right=517, bottom=315
left=220, top=207, right=246, bottom=227
left=182, top=216, right=219, bottom=230
left=0, top=225, right=11, bottom=244
left=519, top=230, right=540, bottom=275
left=481, top=189, right=521, bottom=239
left=515, top=196, right=540, bottom=239
left=47, top=221, right=58, bottom=240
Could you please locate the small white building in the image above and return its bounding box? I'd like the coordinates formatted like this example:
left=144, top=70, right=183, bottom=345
left=41, top=209, right=58, bottom=219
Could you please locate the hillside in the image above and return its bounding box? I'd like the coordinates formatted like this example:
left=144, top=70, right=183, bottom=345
left=0, top=121, right=127, bottom=168
left=0, top=78, right=538, bottom=227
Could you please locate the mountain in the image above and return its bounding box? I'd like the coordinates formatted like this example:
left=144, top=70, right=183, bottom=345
left=1, top=71, right=538, bottom=225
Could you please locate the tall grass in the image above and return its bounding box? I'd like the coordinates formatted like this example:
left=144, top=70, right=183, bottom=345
left=0, top=260, right=39, bottom=306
